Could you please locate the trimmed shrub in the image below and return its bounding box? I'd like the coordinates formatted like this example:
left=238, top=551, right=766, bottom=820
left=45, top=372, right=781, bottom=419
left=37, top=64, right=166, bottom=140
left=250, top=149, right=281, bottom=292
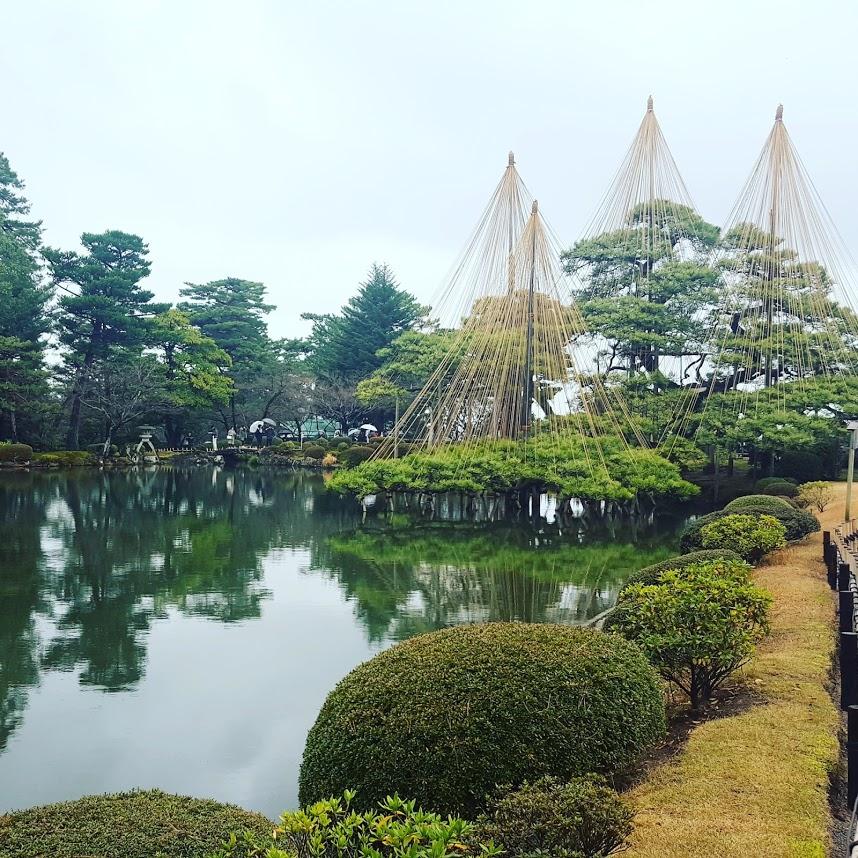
left=30, top=450, right=97, bottom=467
left=0, top=789, right=273, bottom=858
left=700, top=513, right=786, bottom=562
left=0, top=442, right=33, bottom=463
left=299, top=623, right=666, bottom=817
left=723, top=495, right=819, bottom=541
left=613, top=563, right=771, bottom=709
left=620, top=549, right=744, bottom=594
left=341, top=445, right=374, bottom=467
left=212, top=791, right=496, bottom=858
left=474, top=776, right=632, bottom=858
left=797, top=481, right=832, bottom=513
left=760, top=480, right=798, bottom=498
left=678, top=511, right=729, bottom=553
left=302, top=444, right=325, bottom=460
left=755, top=476, right=797, bottom=491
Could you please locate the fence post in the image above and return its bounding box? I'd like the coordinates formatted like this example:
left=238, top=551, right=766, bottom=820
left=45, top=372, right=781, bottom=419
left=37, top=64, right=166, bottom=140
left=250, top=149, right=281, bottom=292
left=825, top=530, right=832, bottom=554
left=849, top=706, right=858, bottom=810
left=842, top=632, right=858, bottom=710
left=841, top=590, right=855, bottom=633
left=841, top=563, right=853, bottom=593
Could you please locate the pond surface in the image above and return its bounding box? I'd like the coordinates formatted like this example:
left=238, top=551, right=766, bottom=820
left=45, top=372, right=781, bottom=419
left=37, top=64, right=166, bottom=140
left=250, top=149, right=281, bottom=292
left=0, top=467, right=692, bottom=818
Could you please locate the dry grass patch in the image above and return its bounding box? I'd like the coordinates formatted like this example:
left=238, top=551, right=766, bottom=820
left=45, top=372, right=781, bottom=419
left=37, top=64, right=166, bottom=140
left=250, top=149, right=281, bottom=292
left=625, top=485, right=842, bottom=858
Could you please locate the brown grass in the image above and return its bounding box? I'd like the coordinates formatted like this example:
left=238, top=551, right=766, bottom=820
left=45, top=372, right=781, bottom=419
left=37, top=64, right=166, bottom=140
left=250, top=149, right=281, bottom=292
left=625, top=484, right=842, bottom=858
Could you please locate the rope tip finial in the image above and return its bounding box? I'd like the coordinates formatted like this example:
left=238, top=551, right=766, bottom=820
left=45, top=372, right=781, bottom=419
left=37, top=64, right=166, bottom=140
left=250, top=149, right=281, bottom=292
left=531, top=200, right=539, bottom=214
left=775, top=104, right=783, bottom=121
left=508, top=151, right=515, bottom=166
left=647, top=95, right=653, bottom=112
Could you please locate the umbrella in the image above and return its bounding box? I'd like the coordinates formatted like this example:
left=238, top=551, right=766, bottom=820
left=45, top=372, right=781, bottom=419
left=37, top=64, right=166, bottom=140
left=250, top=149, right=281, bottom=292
left=347, top=428, right=361, bottom=437
left=249, top=421, right=264, bottom=434
left=261, top=418, right=277, bottom=426
left=360, top=424, right=378, bottom=432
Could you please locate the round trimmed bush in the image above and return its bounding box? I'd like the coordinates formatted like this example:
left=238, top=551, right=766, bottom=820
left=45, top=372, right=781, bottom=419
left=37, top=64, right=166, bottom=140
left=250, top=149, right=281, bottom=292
left=619, top=549, right=743, bottom=594
left=724, top=495, right=819, bottom=541
left=679, top=511, right=729, bottom=553
left=474, top=775, right=633, bottom=858
left=700, top=513, right=786, bottom=562
left=0, top=789, right=273, bottom=858
left=302, top=444, right=325, bottom=460
left=760, top=480, right=798, bottom=497
left=341, top=445, right=373, bottom=467
left=756, top=476, right=797, bottom=491
left=299, top=623, right=666, bottom=817
left=0, top=442, right=33, bottom=463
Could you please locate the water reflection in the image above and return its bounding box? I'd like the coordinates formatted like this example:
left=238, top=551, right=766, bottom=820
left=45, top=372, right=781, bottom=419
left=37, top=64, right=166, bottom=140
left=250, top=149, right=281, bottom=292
left=0, top=467, right=686, bottom=808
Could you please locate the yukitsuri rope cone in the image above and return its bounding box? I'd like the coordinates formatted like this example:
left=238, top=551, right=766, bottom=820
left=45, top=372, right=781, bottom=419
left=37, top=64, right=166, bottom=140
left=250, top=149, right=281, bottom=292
left=371, top=151, right=639, bottom=473
left=562, top=96, right=721, bottom=447
left=704, top=104, right=858, bottom=426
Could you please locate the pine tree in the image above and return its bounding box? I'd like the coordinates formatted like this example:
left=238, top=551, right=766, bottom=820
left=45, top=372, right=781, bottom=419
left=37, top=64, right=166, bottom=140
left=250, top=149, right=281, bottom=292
left=0, top=152, right=51, bottom=442
left=45, top=231, right=166, bottom=448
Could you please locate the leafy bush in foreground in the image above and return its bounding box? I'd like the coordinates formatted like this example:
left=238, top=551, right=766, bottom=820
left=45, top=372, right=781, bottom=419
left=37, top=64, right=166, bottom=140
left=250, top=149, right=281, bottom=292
left=613, top=563, right=771, bottom=709
left=700, top=513, right=786, bottom=562
left=299, top=623, right=666, bottom=817
left=210, top=791, right=495, bottom=858
left=619, top=549, right=743, bottom=594
left=723, top=495, right=819, bottom=541
left=474, top=776, right=633, bottom=858
left=0, top=789, right=273, bottom=858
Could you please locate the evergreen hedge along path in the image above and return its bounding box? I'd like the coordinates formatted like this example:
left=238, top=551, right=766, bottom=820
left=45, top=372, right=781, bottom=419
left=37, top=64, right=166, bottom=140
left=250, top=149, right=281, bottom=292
left=624, top=484, right=841, bottom=858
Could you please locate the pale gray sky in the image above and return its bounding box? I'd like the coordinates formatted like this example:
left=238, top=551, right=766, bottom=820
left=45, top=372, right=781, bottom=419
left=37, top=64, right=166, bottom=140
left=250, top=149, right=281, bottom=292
left=3, top=0, right=856, bottom=338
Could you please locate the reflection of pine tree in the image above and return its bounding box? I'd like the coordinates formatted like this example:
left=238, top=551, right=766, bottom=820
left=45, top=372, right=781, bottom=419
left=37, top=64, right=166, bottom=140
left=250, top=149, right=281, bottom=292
left=0, top=476, right=47, bottom=750
left=323, top=522, right=682, bottom=643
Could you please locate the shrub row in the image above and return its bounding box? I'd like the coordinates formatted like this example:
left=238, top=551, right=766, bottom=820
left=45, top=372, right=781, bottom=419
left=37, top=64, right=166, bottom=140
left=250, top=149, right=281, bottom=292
left=0, top=442, right=33, bottom=462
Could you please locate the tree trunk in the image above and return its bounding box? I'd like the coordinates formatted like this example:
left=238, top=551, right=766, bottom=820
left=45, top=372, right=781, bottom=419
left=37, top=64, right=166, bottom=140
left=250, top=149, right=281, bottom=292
left=66, top=349, right=96, bottom=450
left=9, top=408, right=17, bottom=443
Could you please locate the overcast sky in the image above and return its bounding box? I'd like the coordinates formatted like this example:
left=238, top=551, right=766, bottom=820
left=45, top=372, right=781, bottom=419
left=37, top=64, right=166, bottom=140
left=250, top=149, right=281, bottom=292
left=3, top=0, right=857, bottom=338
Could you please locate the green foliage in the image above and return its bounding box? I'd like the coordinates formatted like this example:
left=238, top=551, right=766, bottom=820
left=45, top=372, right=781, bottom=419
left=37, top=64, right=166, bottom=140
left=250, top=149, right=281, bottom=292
left=700, top=514, right=786, bottom=562
left=474, top=776, right=632, bottom=858
left=613, top=562, right=771, bottom=709
left=755, top=476, right=797, bottom=491
left=797, top=481, right=832, bottom=513
left=722, top=495, right=819, bottom=541
left=304, top=264, right=428, bottom=382
left=619, top=550, right=745, bottom=594
left=328, top=436, right=698, bottom=503
left=340, top=445, right=373, bottom=467
left=760, top=481, right=798, bottom=498
left=0, top=789, right=273, bottom=858
left=210, top=791, right=497, bottom=858
left=30, top=450, right=97, bottom=467
left=775, top=449, right=826, bottom=483
left=302, top=444, right=325, bottom=460
left=299, top=623, right=666, bottom=817
left=0, top=442, right=32, bottom=462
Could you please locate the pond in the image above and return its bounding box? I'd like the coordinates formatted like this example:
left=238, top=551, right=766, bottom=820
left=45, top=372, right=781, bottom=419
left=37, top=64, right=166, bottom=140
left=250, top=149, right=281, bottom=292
left=0, top=467, right=694, bottom=818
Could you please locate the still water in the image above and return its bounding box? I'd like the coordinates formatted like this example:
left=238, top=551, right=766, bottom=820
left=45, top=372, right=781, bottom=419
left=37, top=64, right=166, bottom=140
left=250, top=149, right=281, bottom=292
left=0, top=467, right=690, bottom=818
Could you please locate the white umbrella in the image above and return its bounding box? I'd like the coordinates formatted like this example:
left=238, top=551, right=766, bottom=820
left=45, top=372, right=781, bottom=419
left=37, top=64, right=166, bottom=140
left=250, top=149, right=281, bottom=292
left=347, top=428, right=361, bottom=437
left=359, top=423, right=378, bottom=432
left=261, top=418, right=277, bottom=426
left=249, top=420, right=264, bottom=433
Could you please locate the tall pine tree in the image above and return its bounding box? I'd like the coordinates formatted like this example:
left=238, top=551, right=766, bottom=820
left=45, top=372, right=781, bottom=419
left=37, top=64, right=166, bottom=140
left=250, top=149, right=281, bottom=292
left=46, top=231, right=166, bottom=448
left=0, top=153, right=51, bottom=442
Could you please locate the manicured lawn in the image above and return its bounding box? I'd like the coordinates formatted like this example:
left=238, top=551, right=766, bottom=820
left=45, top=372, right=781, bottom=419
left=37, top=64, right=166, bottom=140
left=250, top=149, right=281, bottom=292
left=625, top=485, right=841, bottom=857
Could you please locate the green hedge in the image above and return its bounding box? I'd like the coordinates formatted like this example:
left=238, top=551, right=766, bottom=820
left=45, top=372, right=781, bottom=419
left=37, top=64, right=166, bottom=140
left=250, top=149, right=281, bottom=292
left=340, top=445, right=374, bottom=467
left=0, top=790, right=273, bottom=858
left=755, top=476, right=797, bottom=491
left=760, top=481, right=799, bottom=498
left=31, top=451, right=97, bottom=467
left=474, top=775, right=632, bottom=858
left=302, top=444, right=326, bottom=460
left=619, top=549, right=744, bottom=594
left=299, top=623, right=666, bottom=817
left=0, top=443, right=33, bottom=463
left=724, top=495, right=819, bottom=541
left=700, top=513, right=786, bottom=562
